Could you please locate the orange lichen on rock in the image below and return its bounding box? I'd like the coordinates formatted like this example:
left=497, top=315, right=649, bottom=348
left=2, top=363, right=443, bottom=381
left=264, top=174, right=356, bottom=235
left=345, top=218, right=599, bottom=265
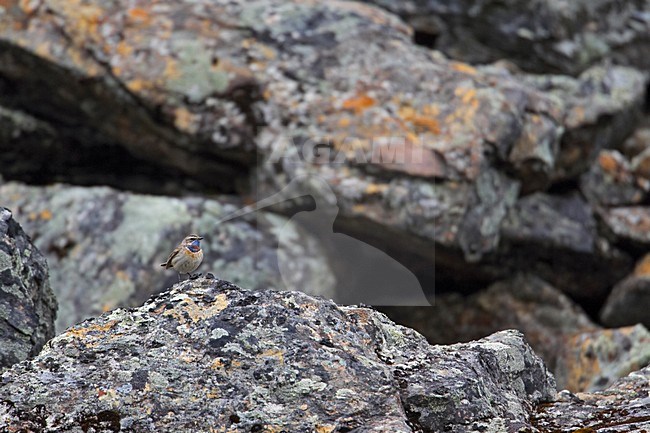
left=444, top=87, right=480, bottom=127
left=337, top=117, right=351, bottom=128
left=243, top=39, right=278, bottom=60
left=125, top=78, right=149, bottom=93
left=163, top=59, right=181, bottom=81
left=210, top=358, right=226, bottom=370
left=455, top=87, right=478, bottom=106
left=116, top=40, right=134, bottom=57
left=63, top=2, right=105, bottom=41
left=342, top=94, right=376, bottom=114
left=173, top=107, right=199, bottom=133
left=633, top=254, right=650, bottom=277
left=598, top=152, right=621, bottom=175
left=451, top=62, right=478, bottom=76
left=28, top=209, right=52, bottom=221
left=398, top=105, right=441, bottom=134
left=566, top=106, right=586, bottom=128
left=163, top=294, right=229, bottom=324
left=18, top=0, right=40, bottom=15
left=562, top=334, right=601, bottom=392
left=352, top=204, right=367, bottom=214
left=260, top=348, right=285, bottom=364
left=364, top=183, right=388, bottom=195
left=127, top=7, right=150, bottom=24
left=66, top=320, right=118, bottom=339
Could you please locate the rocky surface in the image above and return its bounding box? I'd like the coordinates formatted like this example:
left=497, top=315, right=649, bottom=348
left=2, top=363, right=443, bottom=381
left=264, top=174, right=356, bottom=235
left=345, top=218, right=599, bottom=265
left=359, top=0, right=650, bottom=75
left=0, top=207, right=56, bottom=369
left=0, top=277, right=555, bottom=433
left=532, top=364, right=650, bottom=432
left=0, top=0, right=647, bottom=298
left=382, top=274, right=650, bottom=392
left=0, top=181, right=335, bottom=332
left=580, top=150, right=648, bottom=207
left=554, top=324, right=650, bottom=392
left=1, top=0, right=650, bottom=412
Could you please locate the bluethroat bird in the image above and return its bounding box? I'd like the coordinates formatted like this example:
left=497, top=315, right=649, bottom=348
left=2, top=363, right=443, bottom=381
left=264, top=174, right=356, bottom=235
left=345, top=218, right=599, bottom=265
left=160, top=234, right=204, bottom=280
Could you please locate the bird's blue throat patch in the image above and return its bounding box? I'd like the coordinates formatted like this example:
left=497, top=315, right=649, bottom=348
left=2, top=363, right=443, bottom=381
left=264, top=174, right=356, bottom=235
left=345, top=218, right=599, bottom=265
left=187, top=240, right=201, bottom=253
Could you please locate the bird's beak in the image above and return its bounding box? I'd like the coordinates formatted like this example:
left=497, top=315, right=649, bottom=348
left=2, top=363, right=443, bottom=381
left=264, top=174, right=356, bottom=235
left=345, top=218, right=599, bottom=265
left=198, top=236, right=204, bottom=240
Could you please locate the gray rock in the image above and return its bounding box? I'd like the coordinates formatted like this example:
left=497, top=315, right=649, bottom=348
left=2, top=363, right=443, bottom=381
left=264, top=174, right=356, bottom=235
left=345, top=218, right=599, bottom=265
left=532, top=364, right=650, bottom=432
left=0, top=207, right=56, bottom=369
left=600, top=254, right=650, bottom=328
left=498, top=192, right=631, bottom=299
left=518, top=65, right=647, bottom=183
left=554, top=324, right=650, bottom=392
left=358, top=0, right=650, bottom=75
left=599, top=206, right=650, bottom=250
left=383, top=274, right=597, bottom=362
left=0, top=277, right=556, bottom=432
left=580, top=150, right=647, bottom=206
left=0, top=0, right=646, bottom=299
left=0, top=182, right=335, bottom=332
left=0, top=1, right=257, bottom=192
left=437, top=271, right=649, bottom=395
left=383, top=274, right=650, bottom=393
left=0, top=0, right=645, bottom=265
left=0, top=0, right=647, bottom=351
left=619, top=121, right=650, bottom=181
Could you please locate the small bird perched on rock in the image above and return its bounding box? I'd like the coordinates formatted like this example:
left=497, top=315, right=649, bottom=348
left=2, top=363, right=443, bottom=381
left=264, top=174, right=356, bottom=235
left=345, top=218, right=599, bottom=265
left=160, top=234, right=204, bottom=280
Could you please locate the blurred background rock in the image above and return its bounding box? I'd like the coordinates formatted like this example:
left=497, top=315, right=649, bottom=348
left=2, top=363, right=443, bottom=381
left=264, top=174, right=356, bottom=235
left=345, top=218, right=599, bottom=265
left=1, top=0, right=649, bottom=393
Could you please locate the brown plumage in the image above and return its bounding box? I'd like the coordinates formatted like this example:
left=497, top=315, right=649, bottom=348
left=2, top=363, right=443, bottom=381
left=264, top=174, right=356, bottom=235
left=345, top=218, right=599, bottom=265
left=160, top=234, right=204, bottom=280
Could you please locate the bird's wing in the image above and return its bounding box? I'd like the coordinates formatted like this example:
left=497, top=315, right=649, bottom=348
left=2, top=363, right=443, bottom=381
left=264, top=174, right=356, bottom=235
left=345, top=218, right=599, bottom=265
left=161, top=247, right=180, bottom=268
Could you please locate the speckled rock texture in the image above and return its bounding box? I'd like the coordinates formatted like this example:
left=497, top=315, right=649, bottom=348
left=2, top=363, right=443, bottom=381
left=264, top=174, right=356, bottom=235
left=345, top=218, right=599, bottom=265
left=581, top=133, right=650, bottom=256
left=0, top=277, right=555, bottom=433
left=0, top=182, right=335, bottom=332
left=554, top=324, right=650, bottom=393
left=580, top=150, right=648, bottom=207
left=0, top=207, right=56, bottom=369
left=359, top=0, right=650, bottom=75
left=1, top=0, right=650, bottom=405
left=532, top=364, right=650, bottom=432
left=0, top=0, right=646, bottom=299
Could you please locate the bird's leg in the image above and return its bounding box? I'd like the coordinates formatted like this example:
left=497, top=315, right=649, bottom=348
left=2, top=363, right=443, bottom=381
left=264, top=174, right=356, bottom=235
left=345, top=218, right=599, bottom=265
left=177, top=273, right=182, bottom=282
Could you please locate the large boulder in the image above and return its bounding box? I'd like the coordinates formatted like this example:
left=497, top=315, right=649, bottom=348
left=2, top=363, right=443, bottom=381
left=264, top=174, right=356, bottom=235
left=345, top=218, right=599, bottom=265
left=0, top=182, right=335, bottom=332
left=357, top=0, right=650, bottom=75
left=0, top=207, right=56, bottom=369
left=0, top=277, right=556, bottom=432
left=0, top=0, right=646, bottom=299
